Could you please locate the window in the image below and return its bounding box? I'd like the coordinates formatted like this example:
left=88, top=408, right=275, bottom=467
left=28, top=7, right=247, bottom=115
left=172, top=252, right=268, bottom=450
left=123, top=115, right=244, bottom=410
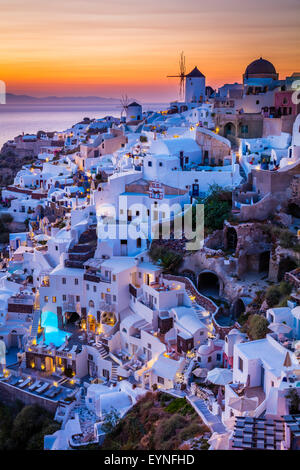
left=256, top=100, right=260, bottom=105
left=44, top=296, right=48, bottom=302
left=87, top=284, right=89, bottom=290
left=216, top=353, right=221, bottom=361
left=147, top=343, right=151, bottom=349
left=137, top=238, right=142, bottom=248
left=88, top=354, right=93, bottom=361
left=62, top=277, right=66, bottom=284
left=113, top=295, right=116, bottom=302
left=208, top=356, right=212, bottom=363
left=62, top=295, right=66, bottom=301
left=148, top=161, right=152, bottom=167
left=238, top=357, right=243, bottom=372
left=159, top=162, right=163, bottom=167
left=55, top=246, right=58, bottom=251
left=112, top=275, right=116, bottom=282
left=93, top=286, right=96, bottom=292
left=157, top=376, right=164, bottom=385
left=75, top=278, right=78, bottom=285
left=76, top=296, right=80, bottom=302
left=52, top=296, right=56, bottom=303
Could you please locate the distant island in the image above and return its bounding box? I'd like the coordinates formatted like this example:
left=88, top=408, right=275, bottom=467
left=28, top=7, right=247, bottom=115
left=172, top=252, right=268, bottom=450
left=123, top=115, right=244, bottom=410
left=5, top=93, right=121, bottom=104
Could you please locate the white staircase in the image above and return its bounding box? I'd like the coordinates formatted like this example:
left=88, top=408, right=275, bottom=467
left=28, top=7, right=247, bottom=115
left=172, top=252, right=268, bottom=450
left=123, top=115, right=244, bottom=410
left=97, top=344, right=109, bottom=359
left=29, top=310, right=41, bottom=340
left=110, top=363, right=118, bottom=384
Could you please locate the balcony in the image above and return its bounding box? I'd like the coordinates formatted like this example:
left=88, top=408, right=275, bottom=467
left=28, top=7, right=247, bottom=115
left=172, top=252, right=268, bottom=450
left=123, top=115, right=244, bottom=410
left=84, top=271, right=111, bottom=284
left=84, top=273, right=101, bottom=283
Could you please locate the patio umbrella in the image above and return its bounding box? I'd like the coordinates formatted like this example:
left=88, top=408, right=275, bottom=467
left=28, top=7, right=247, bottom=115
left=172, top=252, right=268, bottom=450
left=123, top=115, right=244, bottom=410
left=269, top=322, right=292, bottom=335
left=193, top=367, right=208, bottom=378
left=207, top=367, right=233, bottom=386
left=207, top=432, right=230, bottom=450
left=228, top=396, right=257, bottom=413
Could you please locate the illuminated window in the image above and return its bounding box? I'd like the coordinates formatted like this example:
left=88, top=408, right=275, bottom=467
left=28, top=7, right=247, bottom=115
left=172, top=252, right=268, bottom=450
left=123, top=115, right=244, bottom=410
left=52, top=296, right=56, bottom=303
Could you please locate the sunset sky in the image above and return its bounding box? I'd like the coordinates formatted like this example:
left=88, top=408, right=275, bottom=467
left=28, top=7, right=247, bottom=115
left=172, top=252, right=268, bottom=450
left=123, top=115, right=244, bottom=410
left=1, top=0, right=300, bottom=102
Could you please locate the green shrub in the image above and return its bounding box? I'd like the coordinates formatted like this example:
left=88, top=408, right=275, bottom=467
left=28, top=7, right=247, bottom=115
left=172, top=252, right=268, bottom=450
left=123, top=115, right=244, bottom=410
left=248, top=314, right=269, bottom=340
left=155, top=414, right=186, bottom=443
left=266, top=285, right=281, bottom=307
left=179, top=422, right=202, bottom=442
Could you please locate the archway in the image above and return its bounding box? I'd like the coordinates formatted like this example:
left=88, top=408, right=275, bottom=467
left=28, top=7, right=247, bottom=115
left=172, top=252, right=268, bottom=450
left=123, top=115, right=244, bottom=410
left=278, top=257, right=298, bottom=282
left=259, top=251, right=270, bottom=273
left=231, top=298, right=246, bottom=319
left=198, top=271, right=220, bottom=298
left=287, top=202, right=300, bottom=218
left=224, top=122, right=236, bottom=137
left=65, top=311, right=80, bottom=324
left=226, top=227, right=237, bottom=252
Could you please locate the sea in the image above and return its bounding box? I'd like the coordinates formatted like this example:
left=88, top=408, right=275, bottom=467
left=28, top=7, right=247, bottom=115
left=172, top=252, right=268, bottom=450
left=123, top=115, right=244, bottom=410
left=0, top=102, right=166, bottom=149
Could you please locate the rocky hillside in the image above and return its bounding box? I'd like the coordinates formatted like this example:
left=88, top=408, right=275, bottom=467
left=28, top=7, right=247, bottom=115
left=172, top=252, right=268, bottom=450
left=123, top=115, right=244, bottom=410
left=101, top=392, right=210, bottom=451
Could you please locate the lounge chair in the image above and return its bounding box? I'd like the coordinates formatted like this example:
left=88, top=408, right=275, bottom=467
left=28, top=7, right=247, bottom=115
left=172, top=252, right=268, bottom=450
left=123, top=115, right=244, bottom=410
left=19, top=377, right=32, bottom=389
left=44, top=386, right=56, bottom=397
left=28, top=380, right=41, bottom=391
left=10, top=376, right=20, bottom=386
left=47, top=386, right=61, bottom=398
left=36, top=382, right=50, bottom=394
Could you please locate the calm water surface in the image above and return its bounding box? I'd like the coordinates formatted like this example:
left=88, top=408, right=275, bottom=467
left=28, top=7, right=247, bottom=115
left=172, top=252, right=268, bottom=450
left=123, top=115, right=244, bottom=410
left=0, top=102, right=165, bottom=148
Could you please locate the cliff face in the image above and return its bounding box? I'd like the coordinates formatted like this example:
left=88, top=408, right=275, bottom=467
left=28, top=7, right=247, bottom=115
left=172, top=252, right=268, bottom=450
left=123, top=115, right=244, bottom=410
left=0, top=151, right=35, bottom=188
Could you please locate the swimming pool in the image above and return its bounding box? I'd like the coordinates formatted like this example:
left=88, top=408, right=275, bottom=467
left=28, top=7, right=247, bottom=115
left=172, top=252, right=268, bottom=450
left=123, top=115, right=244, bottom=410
left=40, top=311, right=71, bottom=347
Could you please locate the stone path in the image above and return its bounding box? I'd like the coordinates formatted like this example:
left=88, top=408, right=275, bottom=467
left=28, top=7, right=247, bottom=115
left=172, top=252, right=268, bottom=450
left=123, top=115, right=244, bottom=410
left=187, top=395, right=226, bottom=434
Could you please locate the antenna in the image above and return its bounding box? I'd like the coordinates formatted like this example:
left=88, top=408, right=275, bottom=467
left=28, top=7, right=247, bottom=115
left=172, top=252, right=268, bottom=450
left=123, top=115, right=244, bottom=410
left=167, top=51, right=186, bottom=101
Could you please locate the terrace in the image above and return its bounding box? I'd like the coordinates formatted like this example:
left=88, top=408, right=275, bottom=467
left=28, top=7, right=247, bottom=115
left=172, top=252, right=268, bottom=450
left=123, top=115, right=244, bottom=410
left=0, top=370, right=79, bottom=405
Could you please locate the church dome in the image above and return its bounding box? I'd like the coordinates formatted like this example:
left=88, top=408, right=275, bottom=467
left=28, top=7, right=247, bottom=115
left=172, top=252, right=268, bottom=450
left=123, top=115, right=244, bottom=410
left=245, top=58, right=277, bottom=77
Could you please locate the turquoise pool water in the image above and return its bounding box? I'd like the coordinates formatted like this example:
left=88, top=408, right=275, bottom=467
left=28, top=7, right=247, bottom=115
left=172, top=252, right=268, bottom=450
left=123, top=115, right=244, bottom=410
left=40, top=311, right=71, bottom=347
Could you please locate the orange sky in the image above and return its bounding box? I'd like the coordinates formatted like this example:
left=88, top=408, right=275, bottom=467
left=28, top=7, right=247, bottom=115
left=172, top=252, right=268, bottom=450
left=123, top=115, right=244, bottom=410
left=1, top=0, right=300, bottom=102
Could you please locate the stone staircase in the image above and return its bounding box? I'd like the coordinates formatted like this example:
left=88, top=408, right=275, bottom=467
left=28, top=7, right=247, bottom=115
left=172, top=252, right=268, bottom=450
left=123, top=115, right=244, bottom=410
left=97, top=343, right=109, bottom=360
left=239, top=163, right=247, bottom=183
left=29, top=310, right=41, bottom=340
left=110, top=363, right=118, bottom=384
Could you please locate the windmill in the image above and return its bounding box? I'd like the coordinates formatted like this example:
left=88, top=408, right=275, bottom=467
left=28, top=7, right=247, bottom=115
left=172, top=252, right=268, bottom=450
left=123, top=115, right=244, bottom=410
left=167, top=51, right=186, bottom=101
left=120, top=94, right=129, bottom=119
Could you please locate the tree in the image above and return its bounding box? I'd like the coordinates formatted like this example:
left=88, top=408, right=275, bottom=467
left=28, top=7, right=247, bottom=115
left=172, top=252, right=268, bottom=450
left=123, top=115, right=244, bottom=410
left=101, top=407, right=120, bottom=434
left=265, top=285, right=281, bottom=307
left=248, top=314, right=269, bottom=340
left=202, top=184, right=232, bottom=232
